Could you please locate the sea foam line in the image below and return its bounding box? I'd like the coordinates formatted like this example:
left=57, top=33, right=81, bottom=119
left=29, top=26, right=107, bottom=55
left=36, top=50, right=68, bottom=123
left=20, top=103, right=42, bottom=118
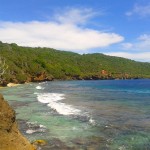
left=35, top=92, right=96, bottom=125
left=36, top=93, right=81, bottom=116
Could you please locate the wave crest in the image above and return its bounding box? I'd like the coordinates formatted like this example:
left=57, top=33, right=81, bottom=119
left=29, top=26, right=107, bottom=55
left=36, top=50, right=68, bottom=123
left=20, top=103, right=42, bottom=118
left=37, top=93, right=81, bottom=115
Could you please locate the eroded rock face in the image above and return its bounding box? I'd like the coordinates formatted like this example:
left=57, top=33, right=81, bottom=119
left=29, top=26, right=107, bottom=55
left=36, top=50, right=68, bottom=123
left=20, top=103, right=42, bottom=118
left=26, top=72, right=53, bottom=83
left=0, top=94, right=35, bottom=150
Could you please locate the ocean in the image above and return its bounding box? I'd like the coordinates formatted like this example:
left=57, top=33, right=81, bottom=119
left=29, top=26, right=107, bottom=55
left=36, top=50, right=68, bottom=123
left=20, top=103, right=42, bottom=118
left=1, top=79, right=150, bottom=150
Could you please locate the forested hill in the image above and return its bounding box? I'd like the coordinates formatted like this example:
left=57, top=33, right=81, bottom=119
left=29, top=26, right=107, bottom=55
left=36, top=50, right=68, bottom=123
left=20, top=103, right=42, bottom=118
left=0, top=41, right=150, bottom=85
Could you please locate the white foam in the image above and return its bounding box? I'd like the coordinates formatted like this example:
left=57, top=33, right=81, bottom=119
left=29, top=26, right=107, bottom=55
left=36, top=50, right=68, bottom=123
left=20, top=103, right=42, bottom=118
left=89, top=118, right=96, bottom=126
left=26, top=129, right=36, bottom=134
left=26, top=128, right=46, bottom=134
left=26, top=122, right=47, bottom=134
left=36, top=86, right=44, bottom=90
left=72, top=127, right=76, bottom=130
left=37, top=93, right=81, bottom=115
left=34, top=92, right=39, bottom=95
left=39, top=81, right=47, bottom=85
left=39, top=124, right=46, bottom=128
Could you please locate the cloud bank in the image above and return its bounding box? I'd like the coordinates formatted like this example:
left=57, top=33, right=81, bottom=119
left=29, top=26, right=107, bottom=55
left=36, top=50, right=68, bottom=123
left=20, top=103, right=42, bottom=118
left=114, top=34, right=150, bottom=62
left=105, top=52, right=150, bottom=62
left=121, top=34, right=150, bottom=51
left=0, top=8, right=123, bottom=52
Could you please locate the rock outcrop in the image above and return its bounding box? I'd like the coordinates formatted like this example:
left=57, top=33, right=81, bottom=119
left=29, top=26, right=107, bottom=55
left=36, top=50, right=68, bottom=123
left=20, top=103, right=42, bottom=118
left=0, top=94, right=35, bottom=150
left=28, top=72, right=53, bottom=82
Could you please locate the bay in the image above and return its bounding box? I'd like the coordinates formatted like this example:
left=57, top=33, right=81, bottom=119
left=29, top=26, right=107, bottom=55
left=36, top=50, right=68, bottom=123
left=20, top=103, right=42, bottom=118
left=1, top=79, right=150, bottom=150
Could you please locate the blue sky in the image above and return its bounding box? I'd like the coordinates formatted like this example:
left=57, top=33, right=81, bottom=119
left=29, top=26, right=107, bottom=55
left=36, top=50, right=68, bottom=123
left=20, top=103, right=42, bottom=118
left=0, top=0, right=150, bottom=62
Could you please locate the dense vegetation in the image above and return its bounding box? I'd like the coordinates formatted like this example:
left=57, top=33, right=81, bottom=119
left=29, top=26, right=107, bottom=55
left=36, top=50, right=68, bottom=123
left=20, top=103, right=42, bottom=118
left=0, top=41, right=150, bottom=85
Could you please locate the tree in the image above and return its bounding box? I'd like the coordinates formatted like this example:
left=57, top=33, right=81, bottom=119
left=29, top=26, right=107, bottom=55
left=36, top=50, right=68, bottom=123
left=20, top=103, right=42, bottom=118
left=0, top=56, right=8, bottom=81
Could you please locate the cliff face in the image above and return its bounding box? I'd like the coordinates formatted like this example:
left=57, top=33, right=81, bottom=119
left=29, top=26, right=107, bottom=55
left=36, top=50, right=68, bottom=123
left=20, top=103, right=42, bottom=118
left=0, top=94, right=35, bottom=150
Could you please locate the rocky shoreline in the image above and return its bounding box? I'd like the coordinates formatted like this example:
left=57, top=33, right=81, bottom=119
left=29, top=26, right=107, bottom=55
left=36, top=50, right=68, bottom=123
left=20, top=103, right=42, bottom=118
left=0, top=93, right=77, bottom=150
left=0, top=73, right=142, bottom=88
left=0, top=94, right=35, bottom=150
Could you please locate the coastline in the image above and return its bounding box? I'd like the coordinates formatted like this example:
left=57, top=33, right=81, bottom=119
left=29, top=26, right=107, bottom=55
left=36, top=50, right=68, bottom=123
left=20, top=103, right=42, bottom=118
left=1, top=79, right=150, bottom=149
left=0, top=77, right=145, bottom=88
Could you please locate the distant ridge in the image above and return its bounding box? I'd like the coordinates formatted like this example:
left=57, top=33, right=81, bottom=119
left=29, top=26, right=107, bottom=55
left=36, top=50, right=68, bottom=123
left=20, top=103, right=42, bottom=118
left=0, top=41, right=150, bottom=85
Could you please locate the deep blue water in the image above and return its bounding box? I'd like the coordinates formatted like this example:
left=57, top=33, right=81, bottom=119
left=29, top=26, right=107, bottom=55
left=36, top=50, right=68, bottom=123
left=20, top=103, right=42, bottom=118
left=1, top=79, right=150, bottom=150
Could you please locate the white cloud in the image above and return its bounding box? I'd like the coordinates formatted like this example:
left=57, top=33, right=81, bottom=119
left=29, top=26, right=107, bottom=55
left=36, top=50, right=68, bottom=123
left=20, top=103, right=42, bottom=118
left=112, top=34, right=150, bottom=62
left=121, top=43, right=133, bottom=50
left=126, top=3, right=150, bottom=17
left=136, top=34, right=150, bottom=50
left=54, top=8, right=97, bottom=25
left=0, top=8, right=123, bottom=52
left=105, top=52, right=150, bottom=62
left=138, top=34, right=150, bottom=40
left=121, top=34, right=150, bottom=51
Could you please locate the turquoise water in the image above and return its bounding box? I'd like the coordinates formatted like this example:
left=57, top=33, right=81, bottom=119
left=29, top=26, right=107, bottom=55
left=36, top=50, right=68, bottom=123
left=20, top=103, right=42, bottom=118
left=1, top=80, right=150, bottom=149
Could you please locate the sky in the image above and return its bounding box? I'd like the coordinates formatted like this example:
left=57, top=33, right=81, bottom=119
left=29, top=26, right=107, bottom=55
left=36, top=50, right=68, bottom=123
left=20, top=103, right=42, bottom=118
left=0, top=0, right=150, bottom=62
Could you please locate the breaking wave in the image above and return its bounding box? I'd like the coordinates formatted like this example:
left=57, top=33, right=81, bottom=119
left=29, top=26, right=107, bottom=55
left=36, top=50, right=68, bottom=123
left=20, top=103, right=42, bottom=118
left=36, top=93, right=81, bottom=116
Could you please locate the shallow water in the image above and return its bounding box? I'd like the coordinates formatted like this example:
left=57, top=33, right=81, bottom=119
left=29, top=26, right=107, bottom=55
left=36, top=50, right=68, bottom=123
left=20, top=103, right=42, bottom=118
left=1, top=80, right=150, bottom=149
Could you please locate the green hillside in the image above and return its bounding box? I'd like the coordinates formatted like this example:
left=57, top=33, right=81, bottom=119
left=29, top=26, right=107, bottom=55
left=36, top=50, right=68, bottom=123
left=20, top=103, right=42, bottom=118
left=0, top=41, right=150, bottom=85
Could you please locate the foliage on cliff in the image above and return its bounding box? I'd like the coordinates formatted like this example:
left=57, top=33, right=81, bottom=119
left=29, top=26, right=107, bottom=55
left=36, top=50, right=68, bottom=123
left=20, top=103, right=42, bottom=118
left=0, top=41, right=150, bottom=84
